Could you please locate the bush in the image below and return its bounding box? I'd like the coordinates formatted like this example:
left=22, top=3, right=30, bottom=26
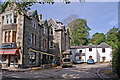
left=112, top=31, right=120, bottom=78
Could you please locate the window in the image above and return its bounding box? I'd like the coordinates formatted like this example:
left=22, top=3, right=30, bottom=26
left=50, top=28, right=53, bottom=35
left=32, top=21, right=34, bottom=27
left=49, top=41, right=53, bottom=48
left=31, top=33, right=33, bottom=44
left=102, top=48, right=105, bottom=52
left=34, top=23, right=36, bottom=29
left=79, top=50, right=82, bottom=53
left=9, top=14, right=12, bottom=23
left=34, top=35, right=36, bottom=45
left=89, top=48, right=92, bottom=51
left=32, top=20, right=36, bottom=29
left=8, top=31, right=11, bottom=42
left=6, top=15, right=9, bottom=24
left=44, top=27, right=47, bottom=34
left=43, top=39, right=47, bottom=49
left=14, top=16, right=17, bottom=23
left=45, top=39, right=47, bottom=48
left=5, top=32, right=8, bottom=42
left=31, top=33, right=36, bottom=45
left=29, top=52, right=36, bottom=65
left=12, top=31, right=16, bottom=42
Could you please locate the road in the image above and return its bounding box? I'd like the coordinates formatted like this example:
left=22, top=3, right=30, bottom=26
left=1, top=63, right=112, bottom=80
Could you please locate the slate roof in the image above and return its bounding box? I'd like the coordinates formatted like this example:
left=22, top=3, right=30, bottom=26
left=27, top=10, right=36, bottom=16
left=39, top=20, right=45, bottom=25
left=70, top=43, right=112, bottom=49
left=97, top=43, right=111, bottom=48
left=70, top=45, right=86, bottom=49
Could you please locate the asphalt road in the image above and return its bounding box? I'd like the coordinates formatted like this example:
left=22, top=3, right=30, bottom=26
left=1, top=63, right=112, bottom=80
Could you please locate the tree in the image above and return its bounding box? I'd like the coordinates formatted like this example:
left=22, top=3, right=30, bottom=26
left=112, top=31, right=120, bottom=78
left=105, top=26, right=119, bottom=49
left=90, top=33, right=105, bottom=45
left=68, top=19, right=91, bottom=46
left=1, top=0, right=85, bottom=14
left=62, top=14, right=79, bottom=27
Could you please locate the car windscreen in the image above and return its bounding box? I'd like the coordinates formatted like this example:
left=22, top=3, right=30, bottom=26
left=63, top=59, right=71, bottom=62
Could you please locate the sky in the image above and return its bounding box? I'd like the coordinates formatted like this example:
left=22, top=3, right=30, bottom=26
left=30, top=2, right=118, bottom=37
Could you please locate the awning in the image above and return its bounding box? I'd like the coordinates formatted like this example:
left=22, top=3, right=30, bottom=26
left=0, top=49, right=19, bottom=55
left=63, top=50, right=72, bottom=55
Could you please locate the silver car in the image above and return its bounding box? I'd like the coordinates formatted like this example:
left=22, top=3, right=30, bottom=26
left=62, top=58, right=73, bottom=68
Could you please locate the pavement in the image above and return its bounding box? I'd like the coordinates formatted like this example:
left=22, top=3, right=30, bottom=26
left=1, top=63, right=115, bottom=79
left=2, top=65, right=60, bottom=72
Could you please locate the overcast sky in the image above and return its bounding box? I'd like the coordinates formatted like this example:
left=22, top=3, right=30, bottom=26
left=30, top=2, right=118, bottom=37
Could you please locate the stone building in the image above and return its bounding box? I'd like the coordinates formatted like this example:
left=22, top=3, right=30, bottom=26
left=47, top=18, right=71, bottom=65
left=0, top=4, right=55, bottom=68
left=0, top=4, right=71, bottom=67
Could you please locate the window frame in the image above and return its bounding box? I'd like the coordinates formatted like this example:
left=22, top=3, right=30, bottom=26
left=89, top=48, right=92, bottom=51
left=102, top=48, right=105, bottom=53
left=49, top=41, right=53, bottom=49
left=44, top=27, right=47, bottom=34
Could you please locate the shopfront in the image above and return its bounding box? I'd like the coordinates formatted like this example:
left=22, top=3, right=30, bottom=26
left=0, top=49, right=19, bottom=67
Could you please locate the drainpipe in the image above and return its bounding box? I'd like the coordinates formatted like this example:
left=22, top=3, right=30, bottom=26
left=22, top=14, right=25, bottom=67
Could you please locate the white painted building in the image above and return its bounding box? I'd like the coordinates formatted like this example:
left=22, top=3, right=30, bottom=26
left=70, top=43, right=112, bottom=63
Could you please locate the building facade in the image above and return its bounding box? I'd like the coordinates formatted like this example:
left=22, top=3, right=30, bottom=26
left=70, top=43, right=112, bottom=63
left=0, top=4, right=71, bottom=67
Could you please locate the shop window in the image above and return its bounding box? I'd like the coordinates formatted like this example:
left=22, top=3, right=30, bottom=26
left=29, top=52, right=36, bottom=65
left=102, top=48, right=105, bottom=52
left=2, top=55, right=7, bottom=63
left=89, top=48, right=92, bottom=51
left=50, top=56, right=53, bottom=60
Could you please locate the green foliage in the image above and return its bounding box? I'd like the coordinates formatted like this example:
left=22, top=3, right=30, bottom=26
left=90, top=32, right=105, bottom=45
left=105, top=27, right=119, bottom=49
left=69, top=19, right=91, bottom=46
left=112, top=31, right=120, bottom=78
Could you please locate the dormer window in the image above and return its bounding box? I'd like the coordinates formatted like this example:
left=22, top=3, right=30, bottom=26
left=44, top=27, right=47, bottom=34
left=32, top=20, right=36, bottom=29
left=49, top=28, right=53, bottom=35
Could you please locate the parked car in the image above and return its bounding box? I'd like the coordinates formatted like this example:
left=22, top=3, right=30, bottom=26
left=87, top=59, right=95, bottom=64
left=62, top=58, right=73, bottom=68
